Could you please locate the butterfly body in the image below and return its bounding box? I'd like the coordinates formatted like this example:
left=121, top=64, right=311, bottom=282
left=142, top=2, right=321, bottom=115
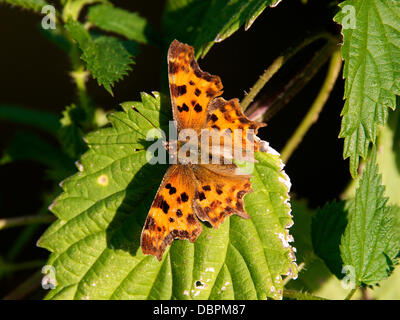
left=141, top=40, right=265, bottom=261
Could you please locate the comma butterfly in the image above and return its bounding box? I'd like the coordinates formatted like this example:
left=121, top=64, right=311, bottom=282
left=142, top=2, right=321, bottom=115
left=141, top=40, right=266, bottom=260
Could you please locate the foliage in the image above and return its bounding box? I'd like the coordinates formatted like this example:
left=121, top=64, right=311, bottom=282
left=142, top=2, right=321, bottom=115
left=340, top=150, right=400, bottom=286
left=0, top=0, right=400, bottom=301
left=0, top=0, right=47, bottom=12
left=334, top=0, right=400, bottom=177
left=37, top=93, right=296, bottom=300
left=66, top=20, right=138, bottom=95
left=88, top=4, right=158, bottom=44
left=312, top=150, right=400, bottom=288
left=163, top=0, right=281, bottom=58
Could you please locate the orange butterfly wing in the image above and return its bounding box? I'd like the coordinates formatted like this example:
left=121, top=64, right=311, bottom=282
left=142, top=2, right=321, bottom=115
left=142, top=40, right=266, bottom=261
left=191, top=164, right=252, bottom=228
left=168, top=40, right=223, bottom=131
left=205, top=97, right=266, bottom=155
left=141, top=165, right=202, bottom=261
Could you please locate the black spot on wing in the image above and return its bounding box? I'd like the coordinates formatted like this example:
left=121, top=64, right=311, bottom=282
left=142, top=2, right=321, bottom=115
left=209, top=114, right=218, bottom=122
left=165, top=183, right=177, bottom=195
left=177, top=85, right=187, bottom=96
left=169, top=62, right=179, bottom=74
left=162, top=200, right=170, bottom=214
left=197, top=191, right=206, bottom=201
left=177, top=103, right=189, bottom=112
left=153, top=195, right=164, bottom=208
left=171, top=84, right=187, bottom=97
left=194, top=104, right=202, bottom=113
left=181, top=192, right=189, bottom=202
left=144, top=216, right=156, bottom=230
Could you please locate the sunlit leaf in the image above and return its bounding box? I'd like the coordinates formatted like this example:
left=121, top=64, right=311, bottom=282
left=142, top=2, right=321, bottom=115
left=38, top=92, right=297, bottom=300
left=334, top=0, right=400, bottom=176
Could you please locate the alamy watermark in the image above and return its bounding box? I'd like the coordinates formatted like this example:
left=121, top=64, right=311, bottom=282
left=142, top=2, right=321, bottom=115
left=41, top=265, right=57, bottom=290
left=341, top=5, right=356, bottom=30
left=41, top=5, right=56, bottom=30
left=341, top=265, right=356, bottom=290
left=145, top=121, right=257, bottom=174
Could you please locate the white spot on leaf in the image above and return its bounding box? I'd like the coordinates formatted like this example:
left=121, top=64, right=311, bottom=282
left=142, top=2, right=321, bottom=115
left=97, top=174, right=109, bottom=186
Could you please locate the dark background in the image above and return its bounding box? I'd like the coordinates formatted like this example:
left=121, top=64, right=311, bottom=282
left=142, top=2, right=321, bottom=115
left=0, top=0, right=349, bottom=297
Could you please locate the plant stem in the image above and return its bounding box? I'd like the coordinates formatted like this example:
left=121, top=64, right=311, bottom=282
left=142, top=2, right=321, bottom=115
left=280, top=49, right=342, bottom=163
left=283, top=289, right=327, bottom=300
left=241, top=31, right=335, bottom=111
left=0, top=215, right=55, bottom=231
left=61, top=21, right=93, bottom=124
left=70, top=68, right=91, bottom=116
left=246, top=40, right=335, bottom=122
left=241, top=56, right=284, bottom=111
left=344, top=287, right=358, bottom=300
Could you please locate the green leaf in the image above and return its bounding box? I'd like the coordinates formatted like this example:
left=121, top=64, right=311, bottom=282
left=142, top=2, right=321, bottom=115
left=38, top=92, right=297, bottom=300
left=340, top=149, right=400, bottom=286
left=163, top=0, right=281, bottom=58
left=368, top=260, right=400, bottom=299
left=62, top=0, right=107, bottom=22
left=0, top=0, right=48, bottom=12
left=334, top=0, right=400, bottom=177
left=285, top=201, right=348, bottom=296
left=59, top=104, right=88, bottom=159
left=0, top=105, right=60, bottom=134
left=311, top=201, right=348, bottom=278
left=66, top=21, right=137, bottom=95
left=65, top=20, right=92, bottom=50
left=88, top=4, right=158, bottom=44
left=377, top=102, right=400, bottom=206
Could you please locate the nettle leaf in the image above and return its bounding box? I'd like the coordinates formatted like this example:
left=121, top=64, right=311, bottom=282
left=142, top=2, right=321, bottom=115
left=163, top=0, right=281, bottom=58
left=340, top=149, right=400, bottom=286
left=377, top=104, right=400, bottom=206
left=59, top=104, right=88, bottom=159
left=38, top=92, right=297, bottom=300
left=334, top=0, right=400, bottom=177
left=311, top=201, right=348, bottom=279
left=88, top=4, right=158, bottom=44
left=0, top=0, right=48, bottom=12
left=66, top=20, right=137, bottom=95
